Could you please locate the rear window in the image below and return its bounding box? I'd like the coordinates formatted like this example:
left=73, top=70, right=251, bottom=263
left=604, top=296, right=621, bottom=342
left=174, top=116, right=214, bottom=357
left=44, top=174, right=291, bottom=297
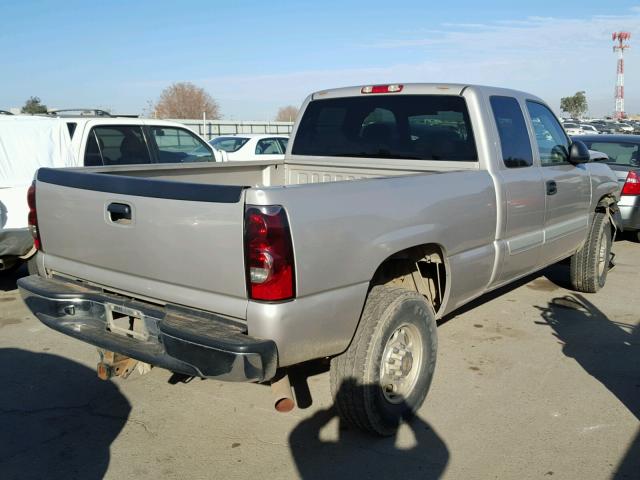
left=582, top=141, right=640, bottom=166
left=210, top=137, right=249, bottom=152
left=292, top=95, right=477, bottom=161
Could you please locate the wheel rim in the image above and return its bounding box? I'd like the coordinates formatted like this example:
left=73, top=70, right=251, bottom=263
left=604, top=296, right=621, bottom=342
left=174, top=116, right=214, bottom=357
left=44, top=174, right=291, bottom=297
left=380, top=324, right=423, bottom=404
left=597, top=229, right=609, bottom=278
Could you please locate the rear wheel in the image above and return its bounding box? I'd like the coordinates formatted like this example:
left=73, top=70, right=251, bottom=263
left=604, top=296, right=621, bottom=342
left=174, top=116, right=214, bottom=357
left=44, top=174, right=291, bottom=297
left=570, top=211, right=611, bottom=293
left=329, top=285, right=437, bottom=436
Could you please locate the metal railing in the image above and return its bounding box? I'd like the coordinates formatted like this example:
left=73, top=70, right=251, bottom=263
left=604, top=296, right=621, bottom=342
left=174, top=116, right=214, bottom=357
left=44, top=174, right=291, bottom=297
left=170, top=119, right=294, bottom=140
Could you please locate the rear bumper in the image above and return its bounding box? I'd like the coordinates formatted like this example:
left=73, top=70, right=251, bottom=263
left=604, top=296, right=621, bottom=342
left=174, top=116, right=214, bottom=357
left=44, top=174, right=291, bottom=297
left=17, top=275, right=278, bottom=382
left=619, top=195, right=640, bottom=231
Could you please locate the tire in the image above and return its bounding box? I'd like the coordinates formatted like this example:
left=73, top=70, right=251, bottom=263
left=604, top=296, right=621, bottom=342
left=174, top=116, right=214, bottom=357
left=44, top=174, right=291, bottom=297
left=570, top=211, right=612, bottom=293
left=329, top=285, right=438, bottom=436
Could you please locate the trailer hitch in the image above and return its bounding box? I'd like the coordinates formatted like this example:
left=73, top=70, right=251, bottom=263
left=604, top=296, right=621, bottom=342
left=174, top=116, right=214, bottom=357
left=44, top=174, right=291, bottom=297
left=97, top=349, right=140, bottom=380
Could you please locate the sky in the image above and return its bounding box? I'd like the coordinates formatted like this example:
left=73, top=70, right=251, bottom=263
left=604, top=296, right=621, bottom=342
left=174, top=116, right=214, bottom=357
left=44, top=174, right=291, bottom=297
left=1, top=0, right=640, bottom=120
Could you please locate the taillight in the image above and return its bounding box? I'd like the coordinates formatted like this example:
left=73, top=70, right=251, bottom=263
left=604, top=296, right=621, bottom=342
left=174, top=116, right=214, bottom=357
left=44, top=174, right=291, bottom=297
left=27, top=182, right=42, bottom=251
left=244, top=205, right=295, bottom=301
left=621, top=170, right=640, bottom=195
left=361, top=84, right=404, bottom=94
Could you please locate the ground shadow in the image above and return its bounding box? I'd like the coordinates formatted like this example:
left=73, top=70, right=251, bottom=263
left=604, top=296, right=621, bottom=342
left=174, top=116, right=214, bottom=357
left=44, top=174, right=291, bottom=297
left=289, top=380, right=449, bottom=480
left=441, top=234, right=633, bottom=326
left=0, top=348, right=131, bottom=480
left=440, top=262, right=568, bottom=325
left=0, top=263, right=28, bottom=292
left=535, top=294, right=639, bottom=478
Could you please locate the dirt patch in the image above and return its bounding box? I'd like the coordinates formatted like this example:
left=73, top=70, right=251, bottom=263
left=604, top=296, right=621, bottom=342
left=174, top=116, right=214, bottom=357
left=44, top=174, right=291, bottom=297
left=0, top=317, right=22, bottom=328
left=527, top=278, right=559, bottom=292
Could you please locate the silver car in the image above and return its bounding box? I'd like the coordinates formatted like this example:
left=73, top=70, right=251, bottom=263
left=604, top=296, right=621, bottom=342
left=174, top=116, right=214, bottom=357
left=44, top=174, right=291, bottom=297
left=579, top=134, right=640, bottom=241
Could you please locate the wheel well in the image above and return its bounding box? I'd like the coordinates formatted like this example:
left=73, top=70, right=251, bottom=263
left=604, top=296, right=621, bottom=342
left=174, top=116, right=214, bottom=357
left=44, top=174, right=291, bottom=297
left=596, top=194, right=616, bottom=210
left=596, top=194, right=619, bottom=234
left=370, top=244, right=447, bottom=314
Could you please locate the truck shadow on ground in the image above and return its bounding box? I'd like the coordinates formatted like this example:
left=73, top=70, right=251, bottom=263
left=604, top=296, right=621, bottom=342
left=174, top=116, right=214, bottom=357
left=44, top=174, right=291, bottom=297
left=289, top=379, right=449, bottom=480
left=0, top=348, right=130, bottom=480
left=0, top=263, right=27, bottom=292
left=441, top=235, right=634, bottom=325
left=535, top=294, right=639, bottom=479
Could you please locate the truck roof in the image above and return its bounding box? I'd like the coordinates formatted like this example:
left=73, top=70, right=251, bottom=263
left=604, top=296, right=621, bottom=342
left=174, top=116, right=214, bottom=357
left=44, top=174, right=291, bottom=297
left=310, top=83, right=544, bottom=102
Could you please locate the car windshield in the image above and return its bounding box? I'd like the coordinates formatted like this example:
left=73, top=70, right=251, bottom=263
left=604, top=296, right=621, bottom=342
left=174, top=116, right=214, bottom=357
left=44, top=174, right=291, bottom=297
left=210, top=137, right=250, bottom=152
left=292, top=95, right=477, bottom=161
left=564, top=123, right=578, bottom=128
left=582, top=141, right=640, bottom=167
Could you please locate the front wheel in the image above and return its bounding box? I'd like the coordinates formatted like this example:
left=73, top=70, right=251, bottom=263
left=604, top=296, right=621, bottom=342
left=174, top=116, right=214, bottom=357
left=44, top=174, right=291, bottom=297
left=329, top=285, right=437, bottom=436
left=570, top=211, right=612, bottom=293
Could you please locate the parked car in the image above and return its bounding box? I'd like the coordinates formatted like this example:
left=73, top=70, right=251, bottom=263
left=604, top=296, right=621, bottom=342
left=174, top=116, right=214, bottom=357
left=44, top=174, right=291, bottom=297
left=578, top=134, right=640, bottom=241
left=0, top=110, right=215, bottom=270
left=588, top=121, right=616, bottom=134
left=19, top=84, right=620, bottom=436
left=209, top=134, right=289, bottom=161
left=629, top=121, right=640, bottom=134
left=562, top=122, right=583, bottom=135
left=579, top=124, right=600, bottom=135
left=614, top=123, right=635, bottom=134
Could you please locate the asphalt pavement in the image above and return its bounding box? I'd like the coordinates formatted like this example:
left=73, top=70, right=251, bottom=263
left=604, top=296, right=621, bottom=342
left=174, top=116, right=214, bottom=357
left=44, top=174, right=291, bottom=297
left=0, top=238, right=638, bottom=479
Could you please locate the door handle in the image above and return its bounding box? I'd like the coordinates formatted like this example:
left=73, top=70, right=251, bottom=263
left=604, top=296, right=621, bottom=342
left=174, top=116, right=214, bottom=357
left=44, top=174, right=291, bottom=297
left=546, top=180, right=557, bottom=196
left=107, top=203, right=132, bottom=223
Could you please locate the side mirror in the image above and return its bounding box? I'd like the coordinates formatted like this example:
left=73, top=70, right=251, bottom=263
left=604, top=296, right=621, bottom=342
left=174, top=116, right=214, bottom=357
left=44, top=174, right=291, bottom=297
left=569, top=140, right=591, bottom=165
left=589, top=150, right=608, bottom=162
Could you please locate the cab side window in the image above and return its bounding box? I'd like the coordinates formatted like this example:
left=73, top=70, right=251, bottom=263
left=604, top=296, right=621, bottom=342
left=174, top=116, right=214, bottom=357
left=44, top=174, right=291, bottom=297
left=490, top=96, right=533, bottom=168
left=526, top=101, right=570, bottom=166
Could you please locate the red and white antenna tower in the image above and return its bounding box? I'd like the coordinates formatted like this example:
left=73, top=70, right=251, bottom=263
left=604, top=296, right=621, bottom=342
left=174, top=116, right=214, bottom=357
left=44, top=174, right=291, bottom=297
left=612, top=31, right=631, bottom=119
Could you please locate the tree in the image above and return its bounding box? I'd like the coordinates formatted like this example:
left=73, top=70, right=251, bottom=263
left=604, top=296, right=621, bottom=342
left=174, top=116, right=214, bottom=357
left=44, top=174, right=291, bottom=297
left=275, top=105, right=298, bottom=122
left=560, top=91, right=588, bottom=119
left=21, top=96, right=47, bottom=114
left=152, top=82, right=220, bottom=119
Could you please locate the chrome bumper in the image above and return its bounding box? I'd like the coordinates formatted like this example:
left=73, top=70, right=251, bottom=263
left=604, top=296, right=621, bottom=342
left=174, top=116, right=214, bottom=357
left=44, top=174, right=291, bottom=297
left=18, top=275, right=277, bottom=382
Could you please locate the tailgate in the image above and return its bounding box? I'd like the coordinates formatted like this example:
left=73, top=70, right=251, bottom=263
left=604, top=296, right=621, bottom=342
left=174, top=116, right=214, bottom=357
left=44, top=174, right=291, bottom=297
left=35, top=168, right=249, bottom=319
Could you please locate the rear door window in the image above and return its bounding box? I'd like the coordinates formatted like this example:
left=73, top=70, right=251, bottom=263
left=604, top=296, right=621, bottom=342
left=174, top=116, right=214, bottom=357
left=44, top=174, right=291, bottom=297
left=150, top=126, right=214, bottom=163
left=84, top=126, right=151, bottom=166
left=292, top=95, right=477, bottom=161
left=490, top=96, right=534, bottom=168
left=255, top=138, right=284, bottom=155
left=210, top=137, right=249, bottom=152
left=277, top=137, right=289, bottom=152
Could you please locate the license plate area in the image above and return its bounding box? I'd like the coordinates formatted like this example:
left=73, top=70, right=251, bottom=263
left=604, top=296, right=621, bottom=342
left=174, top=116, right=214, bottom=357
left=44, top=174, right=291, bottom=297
left=105, top=303, right=149, bottom=341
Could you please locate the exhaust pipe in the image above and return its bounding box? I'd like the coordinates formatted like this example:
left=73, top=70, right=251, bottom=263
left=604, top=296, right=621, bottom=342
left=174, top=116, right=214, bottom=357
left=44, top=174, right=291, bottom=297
left=271, top=374, right=295, bottom=413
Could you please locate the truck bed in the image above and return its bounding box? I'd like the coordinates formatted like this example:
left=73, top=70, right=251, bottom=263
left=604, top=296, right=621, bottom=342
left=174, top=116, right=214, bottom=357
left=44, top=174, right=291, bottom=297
left=33, top=158, right=486, bottom=325
left=79, top=157, right=476, bottom=187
